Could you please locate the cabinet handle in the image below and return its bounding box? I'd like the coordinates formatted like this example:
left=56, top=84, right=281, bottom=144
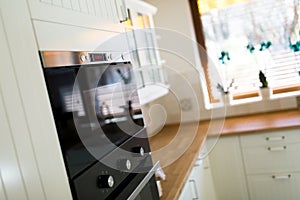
left=189, top=179, right=199, bottom=200
left=266, top=136, right=285, bottom=141
left=267, top=146, right=287, bottom=151
left=194, top=159, right=203, bottom=167
left=115, top=0, right=128, bottom=23
left=272, top=174, right=291, bottom=180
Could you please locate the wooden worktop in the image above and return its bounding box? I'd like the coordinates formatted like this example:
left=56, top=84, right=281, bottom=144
left=149, top=109, right=300, bottom=200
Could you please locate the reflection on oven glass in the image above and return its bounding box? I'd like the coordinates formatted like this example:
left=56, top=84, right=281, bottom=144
left=43, top=61, right=146, bottom=180
left=60, top=86, right=85, bottom=117
left=94, top=83, right=143, bottom=122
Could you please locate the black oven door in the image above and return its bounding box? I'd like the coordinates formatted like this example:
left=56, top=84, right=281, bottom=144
left=43, top=61, right=144, bottom=179
left=114, top=162, right=160, bottom=200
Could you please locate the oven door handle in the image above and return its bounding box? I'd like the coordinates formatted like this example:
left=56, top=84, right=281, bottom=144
left=127, top=161, right=160, bottom=200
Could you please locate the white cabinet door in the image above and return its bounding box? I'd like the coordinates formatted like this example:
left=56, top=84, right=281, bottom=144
left=247, top=172, right=300, bottom=200
left=240, top=129, right=300, bottom=147
left=179, top=155, right=217, bottom=200
left=240, top=129, right=300, bottom=200
left=27, top=0, right=126, bottom=31
left=0, top=9, right=46, bottom=200
left=193, top=158, right=217, bottom=200
left=125, top=0, right=167, bottom=87
left=242, top=142, right=300, bottom=174
left=0, top=81, right=28, bottom=200
left=33, top=20, right=129, bottom=51
left=0, top=1, right=73, bottom=199
left=209, top=136, right=249, bottom=200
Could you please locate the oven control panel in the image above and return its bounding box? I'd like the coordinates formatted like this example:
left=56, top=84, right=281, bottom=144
left=40, top=51, right=131, bottom=68
left=89, top=53, right=107, bottom=62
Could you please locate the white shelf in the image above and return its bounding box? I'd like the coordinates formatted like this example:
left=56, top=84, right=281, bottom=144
left=138, top=84, right=169, bottom=105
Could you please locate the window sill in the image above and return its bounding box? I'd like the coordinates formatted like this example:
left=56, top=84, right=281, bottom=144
left=207, top=84, right=300, bottom=108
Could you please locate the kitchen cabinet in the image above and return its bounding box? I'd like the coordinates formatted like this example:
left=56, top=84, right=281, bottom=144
left=124, top=0, right=168, bottom=102
left=27, top=0, right=126, bottom=31
left=0, top=0, right=73, bottom=199
left=179, top=152, right=217, bottom=200
left=209, top=136, right=249, bottom=200
left=0, top=47, right=31, bottom=199
left=194, top=157, right=218, bottom=200
left=28, top=0, right=130, bottom=51
left=247, top=172, right=300, bottom=200
left=209, top=129, right=300, bottom=200
left=1, top=0, right=163, bottom=199
left=240, top=129, right=300, bottom=200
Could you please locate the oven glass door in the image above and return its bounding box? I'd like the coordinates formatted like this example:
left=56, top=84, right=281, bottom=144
left=131, top=176, right=159, bottom=200
left=43, top=62, right=144, bottom=179
left=112, top=162, right=160, bottom=200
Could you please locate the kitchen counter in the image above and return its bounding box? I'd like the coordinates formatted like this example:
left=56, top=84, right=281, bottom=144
left=148, top=109, right=300, bottom=200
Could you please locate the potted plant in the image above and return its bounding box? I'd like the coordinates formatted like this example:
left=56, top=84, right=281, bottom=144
left=259, top=70, right=271, bottom=99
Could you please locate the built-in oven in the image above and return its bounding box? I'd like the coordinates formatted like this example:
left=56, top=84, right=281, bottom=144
left=40, top=51, right=160, bottom=200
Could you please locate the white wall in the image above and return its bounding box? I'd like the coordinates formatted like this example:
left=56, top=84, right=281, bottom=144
left=142, top=0, right=209, bottom=131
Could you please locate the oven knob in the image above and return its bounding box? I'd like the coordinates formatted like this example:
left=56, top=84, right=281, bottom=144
left=97, top=175, right=114, bottom=188
left=118, top=159, right=132, bottom=171
left=108, top=53, right=112, bottom=60
left=132, top=147, right=145, bottom=157
left=80, top=55, right=87, bottom=62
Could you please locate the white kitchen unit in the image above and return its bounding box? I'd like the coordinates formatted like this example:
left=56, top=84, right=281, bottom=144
left=27, top=0, right=126, bottom=31
left=246, top=173, right=300, bottom=200
left=0, top=0, right=73, bottom=199
left=209, top=129, right=300, bottom=200
left=0, top=19, right=39, bottom=199
left=29, top=0, right=128, bottom=51
left=125, top=0, right=169, bottom=105
left=0, top=0, right=163, bottom=199
left=240, top=129, right=300, bottom=200
left=209, top=136, right=250, bottom=200
left=179, top=152, right=217, bottom=200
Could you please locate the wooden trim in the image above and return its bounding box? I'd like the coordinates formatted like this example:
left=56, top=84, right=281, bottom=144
left=233, top=91, right=259, bottom=100
left=273, top=84, right=300, bottom=94
left=230, top=84, right=300, bottom=100
left=188, top=0, right=219, bottom=103
left=188, top=0, right=206, bottom=49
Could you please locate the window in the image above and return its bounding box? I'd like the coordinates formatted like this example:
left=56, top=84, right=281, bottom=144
left=190, top=0, right=300, bottom=105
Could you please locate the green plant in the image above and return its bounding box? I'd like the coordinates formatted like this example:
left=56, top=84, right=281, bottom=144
left=259, top=70, right=268, bottom=88
left=219, top=51, right=230, bottom=64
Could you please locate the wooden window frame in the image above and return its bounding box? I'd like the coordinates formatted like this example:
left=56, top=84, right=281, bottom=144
left=188, top=0, right=220, bottom=103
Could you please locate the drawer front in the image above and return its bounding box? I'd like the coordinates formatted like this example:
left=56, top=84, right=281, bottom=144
left=242, top=143, right=300, bottom=174
left=247, top=172, right=300, bottom=200
left=240, top=129, right=300, bottom=147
